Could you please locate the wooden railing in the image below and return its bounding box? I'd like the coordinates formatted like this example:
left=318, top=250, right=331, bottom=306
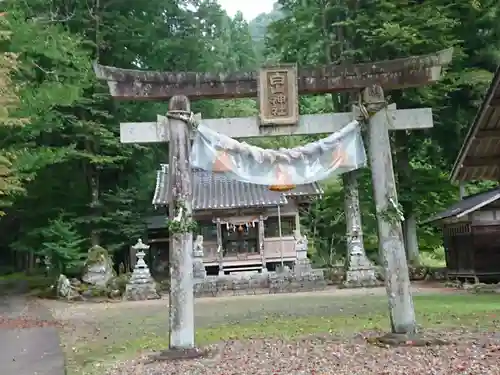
left=202, top=237, right=297, bottom=264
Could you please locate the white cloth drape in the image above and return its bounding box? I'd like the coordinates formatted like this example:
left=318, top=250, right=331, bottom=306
left=190, top=120, right=367, bottom=185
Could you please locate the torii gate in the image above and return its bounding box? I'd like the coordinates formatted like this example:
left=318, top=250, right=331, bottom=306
left=94, top=48, right=453, bottom=348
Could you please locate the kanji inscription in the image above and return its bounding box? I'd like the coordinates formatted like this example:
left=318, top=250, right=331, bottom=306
left=258, top=64, right=299, bottom=126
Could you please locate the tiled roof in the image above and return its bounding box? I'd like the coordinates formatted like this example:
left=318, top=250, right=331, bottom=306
left=422, top=186, right=500, bottom=224
left=152, top=164, right=323, bottom=210
left=451, top=65, right=500, bottom=182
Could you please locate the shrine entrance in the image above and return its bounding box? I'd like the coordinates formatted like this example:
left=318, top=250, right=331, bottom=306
left=95, top=48, right=454, bottom=348
left=222, top=223, right=258, bottom=259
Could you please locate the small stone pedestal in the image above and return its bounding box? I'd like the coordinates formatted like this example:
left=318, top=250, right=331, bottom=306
left=124, top=239, right=160, bottom=301
left=343, top=238, right=378, bottom=288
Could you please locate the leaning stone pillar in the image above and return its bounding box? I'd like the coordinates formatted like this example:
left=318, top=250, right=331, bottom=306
left=258, top=215, right=267, bottom=273
left=216, top=218, right=224, bottom=276
left=342, top=171, right=378, bottom=287
left=192, top=235, right=206, bottom=298
left=192, top=235, right=207, bottom=279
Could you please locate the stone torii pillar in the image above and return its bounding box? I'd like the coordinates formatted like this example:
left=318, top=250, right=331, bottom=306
left=165, top=95, right=195, bottom=349
left=362, top=86, right=416, bottom=334
left=342, top=168, right=378, bottom=288
left=342, top=97, right=436, bottom=289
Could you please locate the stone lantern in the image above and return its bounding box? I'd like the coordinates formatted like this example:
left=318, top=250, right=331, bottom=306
left=123, top=239, right=160, bottom=301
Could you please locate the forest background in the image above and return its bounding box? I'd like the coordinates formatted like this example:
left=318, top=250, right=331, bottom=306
left=0, top=0, right=499, bottom=275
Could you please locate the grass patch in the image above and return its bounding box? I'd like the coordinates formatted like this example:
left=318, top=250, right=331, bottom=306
left=0, top=272, right=54, bottom=295
left=420, top=247, right=446, bottom=268
left=66, top=293, right=500, bottom=375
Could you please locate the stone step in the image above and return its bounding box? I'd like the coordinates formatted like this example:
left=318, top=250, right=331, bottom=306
left=227, top=266, right=263, bottom=274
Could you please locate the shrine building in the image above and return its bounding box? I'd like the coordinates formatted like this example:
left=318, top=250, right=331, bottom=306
left=427, top=65, right=500, bottom=281
left=146, top=164, right=322, bottom=276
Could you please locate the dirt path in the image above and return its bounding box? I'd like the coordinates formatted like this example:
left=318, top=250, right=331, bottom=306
left=0, top=297, right=65, bottom=375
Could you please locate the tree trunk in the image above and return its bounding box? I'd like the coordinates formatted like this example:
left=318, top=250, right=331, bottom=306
left=459, top=182, right=466, bottom=199
left=85, top=137, right=100, bottom=247
left=395, top=132, right=419, bottom=265
left=90, top=173, right=100, bottom=247
left=28, top=252, right=34, bottom=274
left=404, top=213, right=420, bottom=265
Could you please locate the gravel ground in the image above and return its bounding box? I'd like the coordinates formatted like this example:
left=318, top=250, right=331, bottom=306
left=45, top=285, right=496, bottom=375
left=106, top=330, right=500, bottom=375
left=49, top=287, right=394, bottom=349
left=48, top=285, right=454, bottom=328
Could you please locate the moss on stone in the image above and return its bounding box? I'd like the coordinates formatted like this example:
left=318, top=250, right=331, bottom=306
left=86, top=245, right=113, bottom=265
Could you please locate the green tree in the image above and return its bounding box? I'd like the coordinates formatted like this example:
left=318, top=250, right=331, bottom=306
left=37, top=218, right=87, bottom=276
left=0, top=0, right=263, bottom=273
left=0, top=14, right=27, bottom=215
left=263, top=0, right=500, bottom=264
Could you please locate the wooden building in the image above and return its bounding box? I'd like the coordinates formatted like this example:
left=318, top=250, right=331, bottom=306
left=438, top=64, right=500, bottom=280
left=451, top=65, right=500, bottom=182
left=423, top=187, right=500, bottom=280
left=146, top=164, right=322, bottom=275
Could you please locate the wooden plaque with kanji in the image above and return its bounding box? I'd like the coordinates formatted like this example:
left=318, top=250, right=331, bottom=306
left=258, top=64, right=299, bottom=126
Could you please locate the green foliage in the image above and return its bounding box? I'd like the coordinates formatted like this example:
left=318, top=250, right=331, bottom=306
left=248, top=3, right=283, bottom=63
left=420, top=247, right=446, bottom=268
left=0, top=0, right=498, bottom=274
left=263, top=0, right=500, bottom=264
left=86, top=245, right=111, bottom=264
left=166, top=202, right=198, bottom=234
left=107, top=273, right=131, bottom=295
left=379, top=199, right=404, bottom=226
left=0, top=15, right=27, bottom=215
left=0, top=0, right=266, bottom=273
left=0, top=272, right=55, bottom=296
left=38, top=218, right=87, bottom=275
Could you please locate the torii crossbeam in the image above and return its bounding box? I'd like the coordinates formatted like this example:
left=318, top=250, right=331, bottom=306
left=94, top=48, right=453, bottom=100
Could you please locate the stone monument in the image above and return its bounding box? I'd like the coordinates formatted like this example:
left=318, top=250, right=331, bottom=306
left=192, top=235, right=207, bottom=297
left=57, top=274, right=82, bottom=300
left=342, top=227, right=378, bottom=288
left=193, top=235, right=207, bottom=279
left=123, top=239, right=160, bottom=301
left=293, top=232, right=313, bottom=276
left=82, top=245, right=115, bottom=287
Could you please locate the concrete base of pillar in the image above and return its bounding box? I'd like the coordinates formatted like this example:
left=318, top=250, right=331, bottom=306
left=293, top=258, right=313, bottom=276
left=123, top=281, right=160, bottom=300
left=343, top=252, right=379, bottom=288
left=193, top=259, right=206, bottom=279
